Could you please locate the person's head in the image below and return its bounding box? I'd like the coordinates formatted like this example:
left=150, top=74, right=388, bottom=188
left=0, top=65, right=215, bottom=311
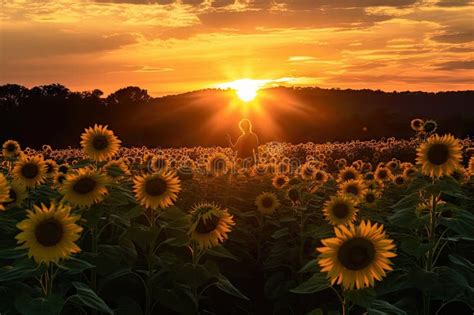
left=239, top=118, right=252, bottom=134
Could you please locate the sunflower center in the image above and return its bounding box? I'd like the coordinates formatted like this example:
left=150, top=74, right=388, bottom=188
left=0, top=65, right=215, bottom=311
left=315, top=172, right=324, bottom=181
left=346, top=185, right=359, bottom=196
left=145, top=177, right=168, bottom=196
left=343, top=172, right=355, bottom=181
left=21, top=163, right=39, bottom=179
left=195, top=215, right=220, bottom=234
left=46, top=163, right=54, bottom=173
left=395, top=177, right=404, bottom=185
left=338, top=237, right=375, bottom=270
left=276, top=178, right=285, bottom=186
left=6, top=143, right=16, bottom=152
left=92, top=135, right=109, bottom=151
left=377, top=170, right=387, bottom=179
left=332, top=202, right=350, bottom=218
left=365, top=193, right=375, bottom=203
left=288, top=188, right=300, bottom=201
left=35, top=218, right=64, bottom=247
left=427, top=144, right=449, bottom=165
left=73, top=177, right=97, bottom=194
left=262, top=197, right=274, bottom=208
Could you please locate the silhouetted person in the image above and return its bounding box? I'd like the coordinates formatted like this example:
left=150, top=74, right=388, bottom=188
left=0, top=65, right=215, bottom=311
left=226, top=118, right=259, bottom=165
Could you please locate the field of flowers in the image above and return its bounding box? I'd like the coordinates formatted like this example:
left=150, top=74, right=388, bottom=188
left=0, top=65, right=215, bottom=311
left=0, top=120, right=473, bottom=315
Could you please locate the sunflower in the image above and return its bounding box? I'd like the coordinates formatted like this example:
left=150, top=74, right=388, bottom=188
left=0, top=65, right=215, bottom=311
left=54, top=172, right=67, bottom=187
left=80, top=124, right=121, bottom=162
left=189, top=202, right=235, bottom=250
left=255, top=192, right=280, bottom=215
left=61, top=168, right=108, bottom=207
left=104, top=159, right=130, bottom=180
left=337, top=166, right=361, bottom=183
left=374, top=166, right=393, bottom=182
left=272, top=174, right=289, bottom=189
left=287, top=187, right=301, bottom=205
left=44, top=159, right=58, bottom=178
left=410, top=118, right=424, bottom=132
left=314, top=169, right=329, bottom=183
left=317, top=220, right=397, bottom=290
left=2, top=140, right=21, bottom=158
left=423, top=120, right=438, bottom=134
left=403, top=166, right=417, bottom=178
left=393, top=175, right=406, bottom=187
left=12, top=155, right=47, bottom=188
left=207, top=153, right=230, bottom=176
left=469, top=156, right=474, bottom=176
left=323, top=195, right=358, bottom=226
left=16, top=203, right=82, bottom=265
left=339, top=179, right=367, bottom=202
left=300, top=163, right=316, bottom=180
left=416, top=134, right=462, bottom=178
left=2, top=181, right=27, bottom=210
left=0, top=174, right=10, bottom=211
left=363, top=190, right=379, bottom=207
left=151, top=155, right=169, bottom=172
left=58, top=164, right=70, bottom=174
left=133, top=171, right=181, bottom=210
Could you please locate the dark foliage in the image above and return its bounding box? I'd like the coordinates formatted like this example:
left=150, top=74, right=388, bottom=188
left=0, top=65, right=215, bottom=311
left=1, top=83, right=473, bottom=148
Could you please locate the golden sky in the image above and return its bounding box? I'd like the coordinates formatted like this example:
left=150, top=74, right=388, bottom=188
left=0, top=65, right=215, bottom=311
left=1, top=0, right=473, bottom=96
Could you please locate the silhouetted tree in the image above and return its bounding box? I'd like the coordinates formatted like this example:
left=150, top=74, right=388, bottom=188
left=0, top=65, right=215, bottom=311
left=0, top=84, right=473, bottom=148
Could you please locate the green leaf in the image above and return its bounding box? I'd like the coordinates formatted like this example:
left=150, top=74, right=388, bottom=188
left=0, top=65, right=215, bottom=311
left=57, top=257, right=95, bottom=275
left=15, top=294, right=64, bottom=315
left=345, top=288, right=376, bottom=308
left=439, top=208, right=474, bottom=238
left=215, top=274, right=249, bottom=300
left=388, top=207, right=420, bottom=229
left=272, top=227, right=289, bottom=239
left=290, top=272, right=329, bottom=294
left=206, top=246, right=239, bottom=261
left=124, top=224, right=161, bottom=251
left=368, top=300, right=407, bottom=315
left=68, top=282, right=113, bottom=314
left=306, top=309, right=323, bottom=315
left=298, top=260, right=319, bottom=274
left=175, top=263, right=212, bottom=287
left=400, top=236, right=431, bottom=258
left=0, top=248, right=27, bottom=260
left=0, top=259, right=44, bottom=282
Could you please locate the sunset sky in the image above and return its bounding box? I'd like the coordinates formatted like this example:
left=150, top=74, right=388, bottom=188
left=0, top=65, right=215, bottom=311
left=1, top=0, right=473, bottom=96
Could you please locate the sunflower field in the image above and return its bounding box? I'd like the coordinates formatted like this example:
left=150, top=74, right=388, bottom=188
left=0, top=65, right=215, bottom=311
left=0, top=120, right=473, bottom=315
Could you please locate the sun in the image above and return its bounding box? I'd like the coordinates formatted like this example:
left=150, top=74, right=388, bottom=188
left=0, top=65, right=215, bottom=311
left=218, top=79, right=265, bottom=102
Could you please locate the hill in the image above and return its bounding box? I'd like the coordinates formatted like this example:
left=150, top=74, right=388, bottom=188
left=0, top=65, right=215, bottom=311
left=1, top=84, right=473, bottom=148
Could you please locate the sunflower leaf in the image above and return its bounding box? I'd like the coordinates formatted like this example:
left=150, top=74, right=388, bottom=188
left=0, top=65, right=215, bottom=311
left=290, top=272, right=329, bottom=294
left=68, top=282, right=113, bottom=314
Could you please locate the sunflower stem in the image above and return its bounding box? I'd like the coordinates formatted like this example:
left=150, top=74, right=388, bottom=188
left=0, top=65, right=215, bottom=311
left=91, top=227, right=98, bottom=294
left=145, top=209, right=158, bottom=315
left=424, top=192, right=438, bottom=315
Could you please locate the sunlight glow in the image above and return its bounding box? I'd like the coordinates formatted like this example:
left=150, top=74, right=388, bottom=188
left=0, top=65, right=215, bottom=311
left=218, top=79, right=267, bottom=102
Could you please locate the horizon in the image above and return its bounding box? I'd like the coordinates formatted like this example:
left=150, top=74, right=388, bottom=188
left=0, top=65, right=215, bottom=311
left=2, top=82, right=474, bottom=98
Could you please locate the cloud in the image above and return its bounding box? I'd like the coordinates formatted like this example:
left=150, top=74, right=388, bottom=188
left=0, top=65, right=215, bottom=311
left=435, top=0, right=473, bottom=6
left=1, top=27, right=138, bottom=59
left=431, top=31, right=474, bottom=43
left=434, top=60, right=474, bottom=70
left=198, top=8, right=390, bottom=30
left=276, top=0, right=417, bottom=9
